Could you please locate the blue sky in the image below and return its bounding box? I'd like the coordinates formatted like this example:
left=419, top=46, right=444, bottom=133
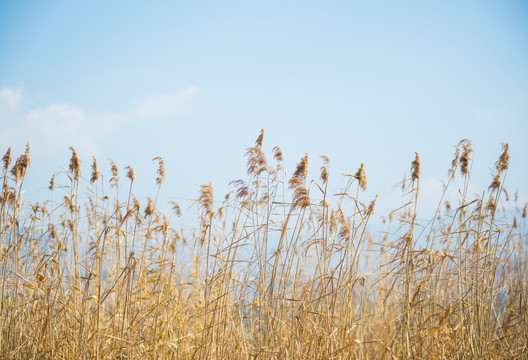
left=1, top=1, right=527, bottom=219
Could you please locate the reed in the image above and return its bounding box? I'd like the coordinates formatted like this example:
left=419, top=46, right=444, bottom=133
left=0, top=132, right=526, bottom=359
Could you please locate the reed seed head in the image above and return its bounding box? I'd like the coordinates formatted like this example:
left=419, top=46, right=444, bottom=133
left=245, top=147, right=268, bottom=176
left=320, top=166, right=328, bottom=184
left=255, top=128, right=264, bottom=148
left=503, top=188, right=510, bottom=201
left=169, top=201, right=182, bottom=217
left=330, top=210, right=337, bottom=234
left=2, top=147, right=11, bottom=171
left=489, top=173, right=501, bottom=191
left=90, top=156, right=100, bottom=184
left=68, top=147, right=81, bottom=181
left=153, top=157, right=165, bottom=185
left=49, top=173, right=56, bottom=191
left=10, top=143, right=31, bottom=182
left=337, top=211, right=351, bottom=242
left=236, top=185, right=249, bottom=200
left=449, top=145, right=460, bottom=179
left=110, top=160, right=119, bottom=188
left=125, top=165, right=135, bottom=182
left=355, top=163, right=367, bottom=191
left=133, top=196, right=141, bottom=211
left=459, top=139, right=472, bottom=176
left=411, top=152, right=420, bottom=182
left=293, top=186, right=310, bottom=208
left=144, top=197, right=154, bottom=218
left=289, top=153, right=309, bottom=189
left=366, top=195, right=377, bottom=216
left=199, top=216, right=208, bottom=245
left=496, top=143, right=510, bottom=173
left=486, top=195, right=496, bottom=212
left=199, top=184, right=214, bottom=217
left=273, top=146, right=283, bottom=162
left=319, top=155, right=329, bottom=184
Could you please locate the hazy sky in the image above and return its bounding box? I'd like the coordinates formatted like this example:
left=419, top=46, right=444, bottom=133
left=1, top=1, right=527, bottom=220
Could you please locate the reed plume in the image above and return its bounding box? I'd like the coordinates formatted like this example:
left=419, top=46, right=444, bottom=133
left=459, top=139, right=472, bottom=175
left=68, top=146, right=81, bottom=181
left=411, top=152, right=420, bottom=182
left=354, top=162, right=367, bottom=190
left=90, top=156, right=100, bottom=184
left=153, top=157, right=165, bottom=185
left=2, top=147, right=11, bottom=171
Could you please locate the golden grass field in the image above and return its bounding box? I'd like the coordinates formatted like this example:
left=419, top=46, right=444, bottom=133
left=0, top=131, right=526, bottom=359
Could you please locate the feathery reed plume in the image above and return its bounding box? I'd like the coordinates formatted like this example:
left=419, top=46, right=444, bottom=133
left=366, top=195, right=377, bottom=216
left=496, top=143, right=510, bottom=173
left=504, top=188, right=510, bottom=201
left=125, top=166, right=136, bottom=182
left=513, top=216, right=518, bottom=228
left=320, top=166, right=328, bottom=184
left=169, top=201, right=182, bottom=217
left=320, top=155, right=330, bottom=184
left=337, top=210, right=351, bottom=241
left=109, top=160, right=119, bottom=188
left=329, top=210, right=337, bottom=234
left=255, top=128, right=264, bottom=148
left=133, top=196, right=142, bottom=222
left=489, top=173, right=501, bottom=191
left=10, top=142, right=31, bottom=182
left=486, top=195, right=496, bottom=212
left=292, top=186, right=310, bottom=208
left=354, top=162, right=367, bottom=190
left=199, top=216, right=208, bottom=245
left=459, top=139, right=472, bottom=175
left=68, top=147, right=81, bottom=181
left=199, top=184, right=214, bottom=217
left=198, top=184, right=214, bottom=245
left=153, top=157, right=165, bottom=185
left=272, top=146, right=283, bottom=162
left=489, top=143, right=510, bottom=191
left=90, top=156, right=100, bottom=184
left=232, top=180, right=249, bottom=200
left=523, top=203, right=527, bottom=218
left=133, top=196, right=141, bottom=212
left=144, top=197, right=154, bottom=217
left=411, top=152, right=420, bottom=182
left=245, top=146, right=268, bottom=176
left=289, top=153, right=309, bottom=189
left=445, top=201, right=451, bottom=212
left=49, top=173, right=56, bottom=191
left=448, top=144, right=460, bottom=178
left=2, top=147, right=11, bottom=171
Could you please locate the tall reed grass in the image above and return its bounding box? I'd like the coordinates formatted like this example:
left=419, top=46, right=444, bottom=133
left=0, top=132, right=526, bottom=359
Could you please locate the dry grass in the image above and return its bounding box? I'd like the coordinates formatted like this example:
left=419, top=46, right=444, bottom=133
left=0, top=133, right=526, bottom=359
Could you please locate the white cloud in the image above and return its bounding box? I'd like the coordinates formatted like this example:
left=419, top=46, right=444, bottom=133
left=25, top=104, right=107, bottom=155
left=0, top=86, right=199, bottom=158
left=132, top=86, right=198, bottom=118
left=0, top=87, right=23, bottom=110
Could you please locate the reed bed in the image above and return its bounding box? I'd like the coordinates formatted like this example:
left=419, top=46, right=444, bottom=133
left=0, top=132, right=526, bottom=359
